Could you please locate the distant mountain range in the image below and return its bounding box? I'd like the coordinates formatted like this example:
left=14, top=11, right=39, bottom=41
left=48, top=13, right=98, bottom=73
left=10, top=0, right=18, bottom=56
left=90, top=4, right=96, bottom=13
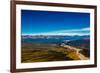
left=22, top=35, right=90, bottom=40
left=21, top=35, right=90, bottom=44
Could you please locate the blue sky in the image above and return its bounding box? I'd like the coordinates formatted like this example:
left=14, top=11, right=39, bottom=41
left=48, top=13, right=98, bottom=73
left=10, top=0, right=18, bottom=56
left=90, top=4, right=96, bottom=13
left=21, top=10, right=90, bottom=36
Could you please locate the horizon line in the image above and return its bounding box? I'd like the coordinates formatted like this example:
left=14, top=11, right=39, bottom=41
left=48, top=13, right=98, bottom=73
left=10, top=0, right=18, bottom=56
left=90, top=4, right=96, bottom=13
left=21, top=33, right=90, bottom=36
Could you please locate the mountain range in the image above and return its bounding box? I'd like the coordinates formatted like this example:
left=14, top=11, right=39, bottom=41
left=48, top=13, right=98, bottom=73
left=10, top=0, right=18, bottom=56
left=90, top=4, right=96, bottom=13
left=21, top=35, right=90, bottom=44
left=22, top=35, right=90, bottom=40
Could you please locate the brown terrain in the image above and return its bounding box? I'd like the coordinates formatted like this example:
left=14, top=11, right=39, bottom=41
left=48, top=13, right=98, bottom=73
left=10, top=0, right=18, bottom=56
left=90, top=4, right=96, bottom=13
left=21, top=43, right=89, bottom=63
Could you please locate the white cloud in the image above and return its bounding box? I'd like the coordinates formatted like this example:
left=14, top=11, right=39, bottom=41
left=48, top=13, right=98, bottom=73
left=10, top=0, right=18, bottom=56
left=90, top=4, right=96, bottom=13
left=81, top=27, right=90, bottom=31
left=22, top=27, right=90, bottom=36
left=52, top=27, right=90, bottom=33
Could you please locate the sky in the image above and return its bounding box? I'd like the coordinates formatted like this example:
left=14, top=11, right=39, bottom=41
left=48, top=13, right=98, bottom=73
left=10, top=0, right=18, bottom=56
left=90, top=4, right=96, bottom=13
left=21, top=10, right=90, bottom=36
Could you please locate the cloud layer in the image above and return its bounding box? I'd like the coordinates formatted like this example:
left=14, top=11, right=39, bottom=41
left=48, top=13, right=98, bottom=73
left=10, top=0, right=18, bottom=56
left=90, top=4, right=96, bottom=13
left=22, top=27, right=90, bottom=36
